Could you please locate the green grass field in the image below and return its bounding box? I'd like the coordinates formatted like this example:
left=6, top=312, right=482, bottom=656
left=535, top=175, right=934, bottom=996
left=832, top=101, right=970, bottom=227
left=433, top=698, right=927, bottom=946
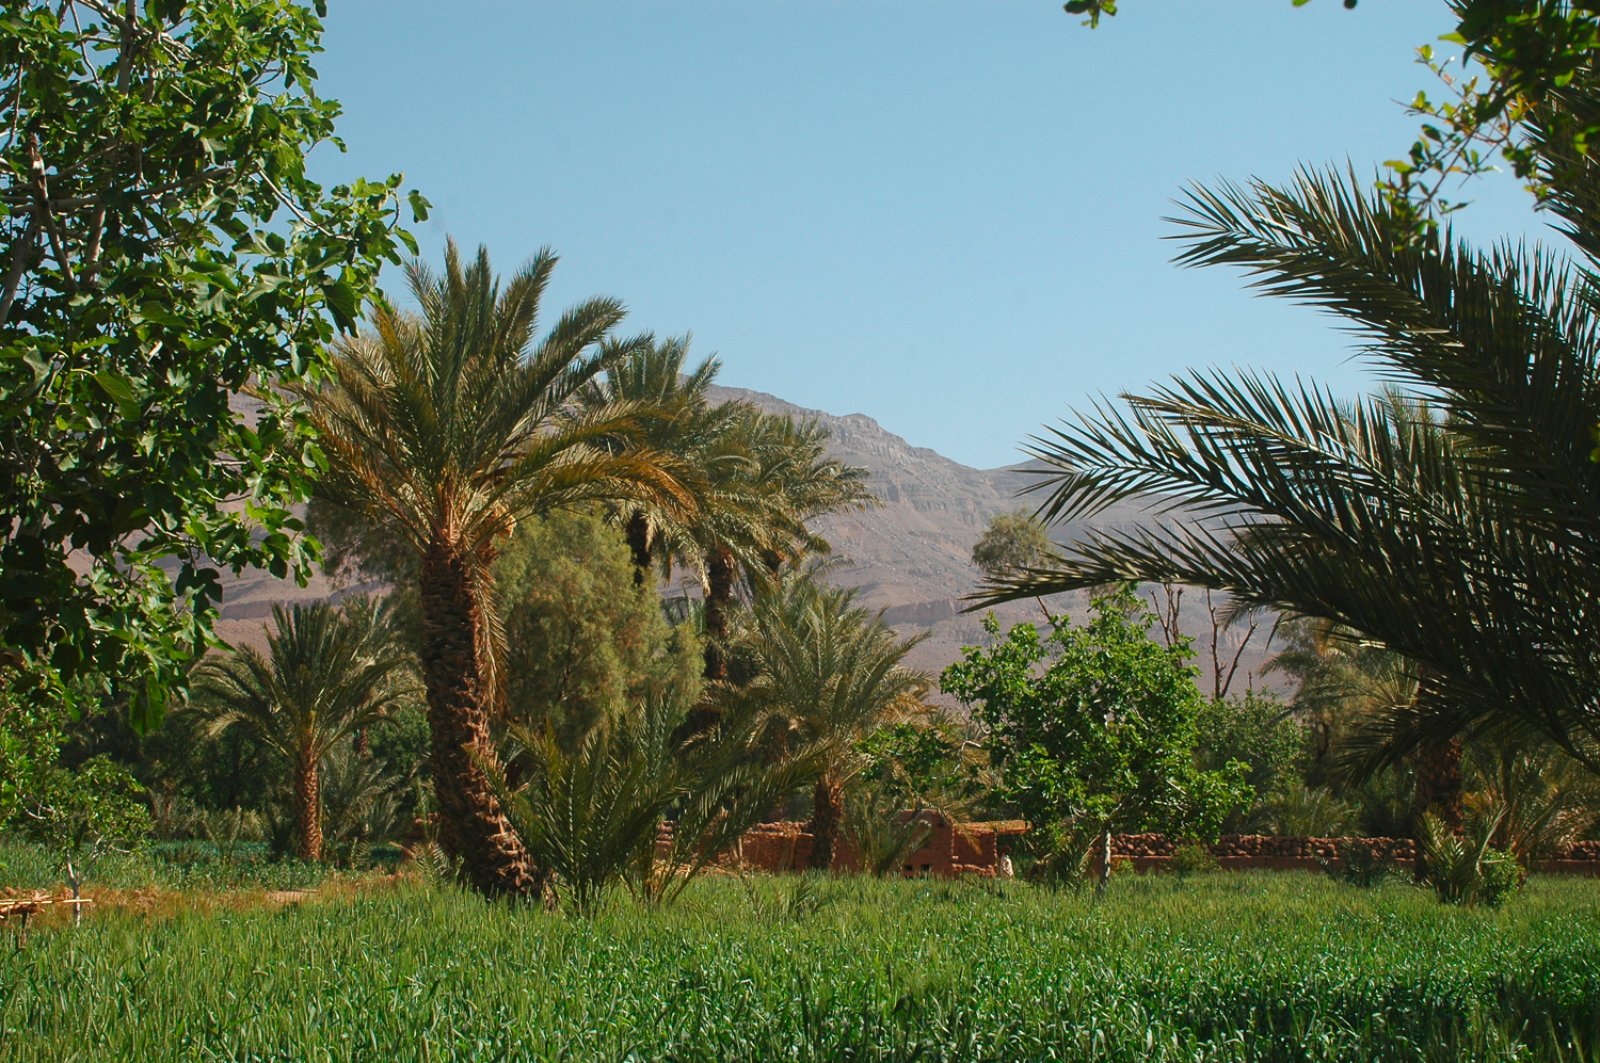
left=2, top=872, right=1598, bottom=1061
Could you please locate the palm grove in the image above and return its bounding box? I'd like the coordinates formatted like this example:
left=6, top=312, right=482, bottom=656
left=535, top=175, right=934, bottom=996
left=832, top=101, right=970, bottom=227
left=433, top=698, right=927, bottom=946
left=7, top=0, right=1600, bottom=909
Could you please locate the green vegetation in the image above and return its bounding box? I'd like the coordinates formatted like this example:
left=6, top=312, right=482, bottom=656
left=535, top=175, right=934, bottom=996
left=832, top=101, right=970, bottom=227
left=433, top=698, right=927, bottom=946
left=7, top=0, right=1600, bottom=1055
left=943, top=587, right=1249, bottom=890
left=0, top=0, right=421, bottom=724
left=5, top=874, right=1600, bottom=1061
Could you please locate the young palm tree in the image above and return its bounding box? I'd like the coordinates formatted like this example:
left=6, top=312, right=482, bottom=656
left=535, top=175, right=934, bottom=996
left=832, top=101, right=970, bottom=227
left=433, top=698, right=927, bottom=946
left=287, top=241, right=690, bottom=896
left=979, top=156, right=1600, bottom=778
left=487, top=684, right=823, bottom=914
left=739, top=568, right=925, bottom=870
left=189, top=598, right=415, bottom=862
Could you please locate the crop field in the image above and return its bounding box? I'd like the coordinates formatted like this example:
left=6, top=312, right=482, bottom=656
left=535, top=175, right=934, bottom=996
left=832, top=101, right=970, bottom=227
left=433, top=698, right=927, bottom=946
left=2, top=872, right=1599, bottom=1061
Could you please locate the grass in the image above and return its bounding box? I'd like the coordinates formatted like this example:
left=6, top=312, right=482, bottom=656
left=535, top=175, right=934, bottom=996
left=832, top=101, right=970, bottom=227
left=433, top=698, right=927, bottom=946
left=0, top=839, right=391, bottom=894
left=1, top=872, right=1598, bottom=1060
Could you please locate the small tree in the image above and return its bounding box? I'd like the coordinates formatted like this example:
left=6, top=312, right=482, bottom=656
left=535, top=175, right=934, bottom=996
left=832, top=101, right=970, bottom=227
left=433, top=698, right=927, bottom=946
left=972, top=510, right=1055, bottom=581
left=941, top=585, right=1248, bottom=893
left=2, top=692, right=148, bottom=901
left=189, top=599, right=417, bottom=862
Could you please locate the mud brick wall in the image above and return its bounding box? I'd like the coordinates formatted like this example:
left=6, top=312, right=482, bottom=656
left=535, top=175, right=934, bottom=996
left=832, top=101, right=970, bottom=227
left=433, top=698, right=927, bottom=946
left=1103, top=834, right=1600, bottom=875
left=734, top=820, right=1008, bottom=878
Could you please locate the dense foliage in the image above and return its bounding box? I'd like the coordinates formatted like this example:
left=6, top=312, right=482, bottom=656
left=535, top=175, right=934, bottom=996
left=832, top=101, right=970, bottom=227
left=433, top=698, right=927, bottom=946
left=942, top=587, right=1249, bottom=884
left=0, top=1, right=421, bottom=723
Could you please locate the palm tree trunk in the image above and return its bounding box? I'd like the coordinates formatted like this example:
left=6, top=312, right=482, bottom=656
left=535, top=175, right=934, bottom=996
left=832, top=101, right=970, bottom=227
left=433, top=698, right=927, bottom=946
left=625, top=511, right=653, bottom=587
left=419, top=539, right=539, bottom=898
left=1413, top=735, right=1465, bottom=831
left=293, top=751, right=323, bottom=863
left=703, top=545, right=736, bottom=681
left=807, top=774, right=844, bottom=871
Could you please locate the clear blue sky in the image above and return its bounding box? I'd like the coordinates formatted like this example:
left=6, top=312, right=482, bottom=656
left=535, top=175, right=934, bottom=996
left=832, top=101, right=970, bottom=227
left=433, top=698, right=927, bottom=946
left=312, top=0, right=1546, bottom=469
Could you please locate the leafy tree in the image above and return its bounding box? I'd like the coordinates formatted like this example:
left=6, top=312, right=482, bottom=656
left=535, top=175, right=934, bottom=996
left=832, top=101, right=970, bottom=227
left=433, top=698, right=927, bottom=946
left=857, top=714, right=980, bottom=814
left=971, top=510, right=1055, bottom=582
left=0, top=693, right=147, bottom=853
left=942, top=586, right=1249, bottom=893
left=0, top=1, right=421, bottom=723
left=495, top=508, right=703, bottom=750
left=1195, top=690, right=1306, bottom=831
left=188, top=598, right=416, bottom=862
left=290, top=241, right=688, bottom=897
left=738, top=568, right=926, bottom=870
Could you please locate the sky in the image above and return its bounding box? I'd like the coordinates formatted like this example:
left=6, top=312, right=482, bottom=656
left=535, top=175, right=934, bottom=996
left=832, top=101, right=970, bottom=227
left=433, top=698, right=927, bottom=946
left=311, top=0, right=1549, bottom=470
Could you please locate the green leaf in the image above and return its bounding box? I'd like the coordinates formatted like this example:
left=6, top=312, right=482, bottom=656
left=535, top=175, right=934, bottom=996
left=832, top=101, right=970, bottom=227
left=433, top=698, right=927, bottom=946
left=324, top=274, right=361, bottom=334
left=93, top=370, right=138, bottom=407
left=408, top=189, right=431, bottom=222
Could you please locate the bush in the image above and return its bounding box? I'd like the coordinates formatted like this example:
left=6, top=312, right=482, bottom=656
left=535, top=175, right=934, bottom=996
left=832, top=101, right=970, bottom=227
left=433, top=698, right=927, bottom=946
left=1418, top=814, right=1526, bottom=908
left=1477, top=851, right=1526, bottom=910
left=1169, top=841, right=1219, bottom=878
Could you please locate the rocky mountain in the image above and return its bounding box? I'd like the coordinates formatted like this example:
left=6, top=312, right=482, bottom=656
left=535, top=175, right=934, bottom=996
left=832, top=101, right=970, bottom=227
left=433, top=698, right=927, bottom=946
left=698, top=386, right=1277, bottom=692
left=210, top=385, right=1278, bottom=696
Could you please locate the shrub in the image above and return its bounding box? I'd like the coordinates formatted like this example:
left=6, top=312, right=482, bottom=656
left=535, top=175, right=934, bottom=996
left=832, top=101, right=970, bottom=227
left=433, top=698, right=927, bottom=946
left=1169, top=841, right=1219, bottom=878
left=1418, top=814, right=1526, bottom=908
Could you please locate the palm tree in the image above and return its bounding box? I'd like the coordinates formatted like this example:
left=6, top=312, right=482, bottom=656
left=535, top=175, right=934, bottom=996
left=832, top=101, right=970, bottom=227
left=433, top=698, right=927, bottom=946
left=978, top=159, right=1600, bottom=778
left=487, top=683, right=824, bottom=914
left=189, top=598, right=416, bottom=862
left=695, top=410, right=874, bottom=682
left=287, top=241, right=690, bottom=897
left=738, top=568, right=925, bottom=870
left=577, top=334, right=748, bottom=587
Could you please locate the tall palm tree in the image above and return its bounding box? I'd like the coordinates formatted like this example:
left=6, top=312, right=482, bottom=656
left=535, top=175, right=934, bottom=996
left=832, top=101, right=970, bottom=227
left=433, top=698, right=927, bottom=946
left=695, top=410, right=874, bottom=682
left=189, top=598, right=416, bottom=862
left=738, top=568, right=925, bottom=870
left=576, top=334, right=748, bottom=587
left=287, top=241, right=690, bottom=897
left=978, top=157, right=1600, bottom=776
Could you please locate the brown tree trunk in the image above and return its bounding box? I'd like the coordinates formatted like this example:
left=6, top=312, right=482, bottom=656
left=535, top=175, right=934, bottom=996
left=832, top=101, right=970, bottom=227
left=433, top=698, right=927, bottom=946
left=625, top=511, right=653, bottom=587
left=419, top=538, right=539, bottom=898
left=807, top=774, right=844, bottom=872
left=293, top=751, right=323, bottom=863
left=702, top=545, right=736, bottom=682
left=1413, top=735, right=1465, bottom=831
left=1411, top=734, right=1464, bottom=882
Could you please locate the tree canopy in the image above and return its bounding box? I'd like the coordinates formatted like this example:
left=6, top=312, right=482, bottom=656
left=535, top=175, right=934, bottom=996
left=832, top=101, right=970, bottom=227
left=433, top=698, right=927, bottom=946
left=943, top=587, right=1249, bottom=886
left=0, top=1, right=423, bottom=725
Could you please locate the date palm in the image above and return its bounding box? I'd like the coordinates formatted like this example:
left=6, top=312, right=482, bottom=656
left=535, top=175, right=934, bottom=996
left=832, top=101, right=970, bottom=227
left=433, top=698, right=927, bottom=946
left=577, top=334, right=750, bottom=586
left=288, top=241, right=689, bottom=896
left=696, top=410, right=874, bottom=681
left=978, top=159, right=1600, bottom=776
left=739, top=568, right=925, bottom=870
left=189, top=598, right=415, bottom=862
